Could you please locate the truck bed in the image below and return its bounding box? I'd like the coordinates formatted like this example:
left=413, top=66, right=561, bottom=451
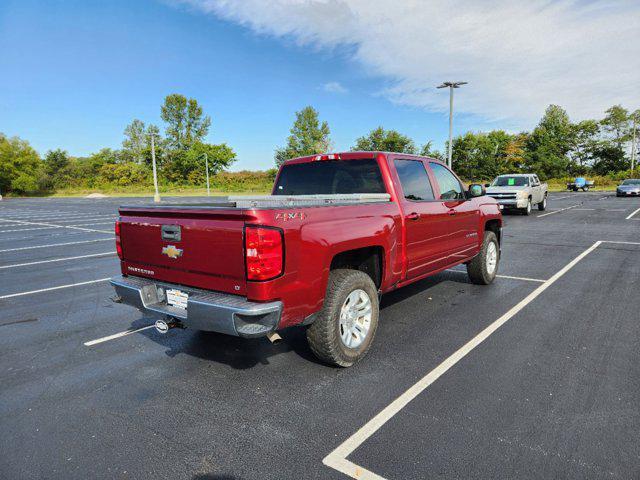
left=121, top=193, right=391, bottom=211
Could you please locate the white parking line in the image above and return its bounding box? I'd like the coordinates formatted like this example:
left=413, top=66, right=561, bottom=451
left=446, top=269, right=545, bottom=283
left=323, top=241, right=602, bottom=479
left=0, top=213, right=115, bottom=221
left=0, top=238, right=113, bottom=253
left=537, top=204, right=580, bottom=218
left=0, top=252, right=115, bottom=270
left=626, top=207, right=640, bottom=220
left=32, top=215, right=116, bottom=223
left=0, top=278, right=111, bottom=300
left=84, top=326, right=155, bottom=346
left=0, top=221, right=115, bottom=233
left=0, top=218, right=111, bottom=234
left=550, top=195, right=572, bottom=200
left=601, top=240, right=640, bottom=246
left=496, top=274, right=546, bottom=283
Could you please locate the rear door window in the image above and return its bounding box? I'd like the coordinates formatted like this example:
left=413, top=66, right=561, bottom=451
left=274, top=159, right=386, bottom=195
left=394, top=159, right=434, bottom=201
left=429, top=162, right=464, bottom=200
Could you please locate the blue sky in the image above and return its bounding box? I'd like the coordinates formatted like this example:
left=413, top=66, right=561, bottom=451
left=0, top=0, right=455, bottom=170
left=1, top=0, right=638, bottom=171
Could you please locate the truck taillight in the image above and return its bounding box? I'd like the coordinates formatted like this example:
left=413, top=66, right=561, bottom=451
left=115, top=220, right=123, bottom=259
left=245, top=226, right=283, bottom=281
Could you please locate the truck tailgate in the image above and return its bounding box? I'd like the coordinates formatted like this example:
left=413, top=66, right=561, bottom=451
left=118, top=206, right=250, bottom=295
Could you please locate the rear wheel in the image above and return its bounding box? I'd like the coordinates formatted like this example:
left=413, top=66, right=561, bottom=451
left=306, top=269, right=379, bottom=367
left=467, top=231, right=499, bottom=285
left=538, top=195, right=547, bottom=211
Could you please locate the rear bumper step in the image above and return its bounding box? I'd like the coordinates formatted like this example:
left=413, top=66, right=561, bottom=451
left=110, top=275, right=282, bottom=338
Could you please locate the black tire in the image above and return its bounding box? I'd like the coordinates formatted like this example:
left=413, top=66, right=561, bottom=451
left=521, top=198, right=532, bottom=215
left=306, top=269, right=379, bottom=367
left=538, top=194, right=547, bottom=211
left=467, top=231, right=499, bottom=285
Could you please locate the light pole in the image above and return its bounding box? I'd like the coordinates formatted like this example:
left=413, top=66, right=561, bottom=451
left=201, top=153, right=210, bottom=196
left=150, top=132, right=161, bottom=203
left=631, top=114, right=637, bottom=173
left=437, top=81, right=467, bottom=169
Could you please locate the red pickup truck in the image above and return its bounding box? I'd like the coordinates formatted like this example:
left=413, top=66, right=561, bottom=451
left=111, top=152, right=502, bottom=366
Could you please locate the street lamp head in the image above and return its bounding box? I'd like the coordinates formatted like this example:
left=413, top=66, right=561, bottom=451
left=437, top=81, right=468, bottom=89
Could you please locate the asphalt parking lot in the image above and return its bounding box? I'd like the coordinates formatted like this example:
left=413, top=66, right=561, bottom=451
left=1, top=192, right=639, bottom=480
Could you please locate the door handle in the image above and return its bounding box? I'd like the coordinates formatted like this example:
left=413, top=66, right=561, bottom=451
left=407, top=212, right=420, bottom=220
left=448, top=209, right=456, bottom=216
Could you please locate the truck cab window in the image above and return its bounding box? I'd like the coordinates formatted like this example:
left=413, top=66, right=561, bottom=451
left=394, top=160, right=434, bottom=201
left=274, top=159, right=386, bottom=195
left=429, top=162, right=464, bottom=200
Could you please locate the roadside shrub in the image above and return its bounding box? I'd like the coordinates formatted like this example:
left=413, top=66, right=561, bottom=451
left=98, top=162, right=151, bottom=186
left=11, top=172, right=40, bottom=194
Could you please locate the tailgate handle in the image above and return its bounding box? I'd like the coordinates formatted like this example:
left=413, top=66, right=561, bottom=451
left=161, top=225, right=181, bottom=241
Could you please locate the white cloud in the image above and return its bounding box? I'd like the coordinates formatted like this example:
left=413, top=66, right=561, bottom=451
left=176, top=0, right=640, bottom=128
left=322, top=81, right=348, bottom=93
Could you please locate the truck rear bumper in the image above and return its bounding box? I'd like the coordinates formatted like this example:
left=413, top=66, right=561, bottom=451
left=110, top=275, right=282, bottom=338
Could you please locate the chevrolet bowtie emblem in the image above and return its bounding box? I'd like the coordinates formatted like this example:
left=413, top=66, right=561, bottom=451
left=162, top=245, right=183, bottom=259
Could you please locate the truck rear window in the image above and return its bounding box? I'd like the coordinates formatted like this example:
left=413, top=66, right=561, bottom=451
left=274, top=159, right=386, bottom=195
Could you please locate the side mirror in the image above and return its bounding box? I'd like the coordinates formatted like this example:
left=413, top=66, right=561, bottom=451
left=468, top=183, right=485, bottom=198
left=484, top=183, right=490, bottom=188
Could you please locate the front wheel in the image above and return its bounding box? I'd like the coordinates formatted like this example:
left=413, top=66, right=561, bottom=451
left=538, top=195, right=547, bottom=211
left=521, top=198, right=532, bottom=215
left=306, top=269, right=379, bottom=367
left=467, top=231, right=500, bottom=285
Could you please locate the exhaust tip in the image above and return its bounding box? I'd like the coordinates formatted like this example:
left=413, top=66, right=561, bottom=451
left=155, top=319, right=170, bottom=334
left=266, top=332, right=282, bottom=344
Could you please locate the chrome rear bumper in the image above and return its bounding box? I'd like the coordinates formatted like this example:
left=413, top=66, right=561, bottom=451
left=110, top=275, right=282, bottom=338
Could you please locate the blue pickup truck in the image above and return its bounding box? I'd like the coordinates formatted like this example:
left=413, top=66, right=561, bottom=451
left=567, top=177, right=594, bottom=192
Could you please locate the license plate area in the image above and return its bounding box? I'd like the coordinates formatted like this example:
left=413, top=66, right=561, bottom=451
left=165, top=288, right=189, bottom=310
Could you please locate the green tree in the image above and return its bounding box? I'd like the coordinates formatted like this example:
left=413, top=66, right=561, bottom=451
left=122, top=119, right=148, bottom=163
left=0, top=133, right=44, bottom=194
left=274, top=106, right=331, bottom=167
left=600, top=105, right=630, bottom=149
left=98, top=162, right=151, bottom=187
left=44, top=149, right=70, bottom=175
left=161, top=94, right=211, bottom=151
left=44, top=149, right=75, bottom=189
left=568, top=120, right=599, bottom=173
left=74, top=148, right=122, bottom=187
left=503, top=133, right=528, bottom=173
left=419, top=141, right=444, bottom=160
left=525, top=105, right=574, bottom=179
left=352, top=127, right=416, bottom=154
left=591, top=141, right=627, bottom=175
left=451, top=131, right=512, bottom=180
left=164, top=142, right=236, bottom=184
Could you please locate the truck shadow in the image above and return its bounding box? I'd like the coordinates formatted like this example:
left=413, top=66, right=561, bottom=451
left=133, top=317, right=320, bottom=369
left=132, top=270, right=472, bottom=370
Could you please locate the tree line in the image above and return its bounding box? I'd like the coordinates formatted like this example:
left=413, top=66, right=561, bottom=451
left=1, top=99, right=638, bottom=195
left=0, top=94, right=236, bottom=194
left=275, top=104, right=639, bottom=181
